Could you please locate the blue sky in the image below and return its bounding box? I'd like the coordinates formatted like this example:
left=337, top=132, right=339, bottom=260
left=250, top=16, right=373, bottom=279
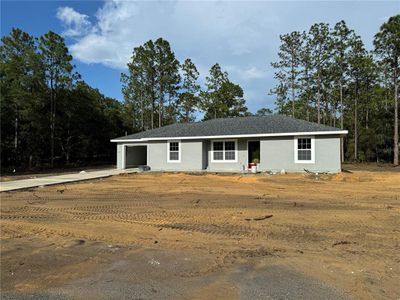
left=1, top=1, right=399, bottom=113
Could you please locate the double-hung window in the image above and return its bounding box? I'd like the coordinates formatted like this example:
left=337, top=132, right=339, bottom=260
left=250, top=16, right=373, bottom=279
left=167, top=141, right=181, bottom=163
left=212, top=140, right=237, bottom=162
left=294, top=137, right=315, bottom=163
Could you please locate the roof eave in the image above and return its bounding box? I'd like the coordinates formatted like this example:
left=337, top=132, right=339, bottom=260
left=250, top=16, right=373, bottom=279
left=110, top=130, right=348, bottom=143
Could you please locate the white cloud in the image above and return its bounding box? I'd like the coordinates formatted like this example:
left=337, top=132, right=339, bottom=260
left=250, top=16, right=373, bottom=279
left=58, top=1, right=281, bottom=69
left=244, top=67, right=266, bottom=79
left=225, top=65, right=267, bottom=82
left=241, top=67, right=266, bottom=80
left=57, top=6, right=92, bottom=37
left=57, top=1, right=395, bottom=110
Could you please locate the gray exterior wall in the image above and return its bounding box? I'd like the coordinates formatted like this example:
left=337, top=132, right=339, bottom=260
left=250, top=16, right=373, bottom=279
left=258, top=135, right=341, bottom=173
left=115, top=135, right=342, bottom=173
left=147, top=140, right=203, bottom=171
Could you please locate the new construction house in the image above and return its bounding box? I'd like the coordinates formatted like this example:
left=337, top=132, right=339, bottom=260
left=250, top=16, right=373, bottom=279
left=111, top=115, right=348, bottom=173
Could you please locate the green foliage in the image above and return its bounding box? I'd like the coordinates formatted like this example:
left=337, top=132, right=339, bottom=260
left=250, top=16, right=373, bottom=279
left=271, top=16, right=399, bottom=163
left=271, top=31, right=304, bottom=117
left=38, top=31, right=77, bottom=167
left=255, top=108, right=273, bottom=116
left=1, top=28, right=128, bottom=171
left=179, top=58, right=200, bottom=123
left=3, top=15, right=398, bottom=170
left=201, top=63, right=248, bottom=120
left=122, top=38, right=180, bottom=131
left=373, top=15, right=400, bottom=165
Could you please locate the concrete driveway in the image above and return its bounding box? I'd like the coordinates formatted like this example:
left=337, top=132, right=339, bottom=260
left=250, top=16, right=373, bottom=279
left=0, top=168, right=137, bottom=192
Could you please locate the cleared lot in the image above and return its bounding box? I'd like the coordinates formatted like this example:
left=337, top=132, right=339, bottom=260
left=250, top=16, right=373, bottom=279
left=1, top=171, right=399, bottom=299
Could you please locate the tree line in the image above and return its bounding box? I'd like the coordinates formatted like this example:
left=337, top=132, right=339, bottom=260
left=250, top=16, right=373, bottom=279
left=121, top=38, right=248, bottom=131
left=1, top=15, right=398, bottom=171
left=270, top=16, right=399, bottom=164
left=1, top=29, right=129, bottom=171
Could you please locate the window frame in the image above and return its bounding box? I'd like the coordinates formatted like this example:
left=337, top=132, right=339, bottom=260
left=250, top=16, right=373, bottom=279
left=294, top=136, right=315, bottom=164
left=211, top=139, right=238, bottom=163
left=167, top=140, right=181, bottom=163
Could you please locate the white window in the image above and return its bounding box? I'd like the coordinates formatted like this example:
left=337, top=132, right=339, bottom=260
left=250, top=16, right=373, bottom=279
left=211, top=140, right=237, bottom=162
left=167, top=141, right=181, bottom=163
left=294, top=137, right=315, bottom=164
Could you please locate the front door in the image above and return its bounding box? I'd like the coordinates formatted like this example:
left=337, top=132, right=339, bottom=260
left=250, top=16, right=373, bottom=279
left=248, top=141, right=260, bottom=166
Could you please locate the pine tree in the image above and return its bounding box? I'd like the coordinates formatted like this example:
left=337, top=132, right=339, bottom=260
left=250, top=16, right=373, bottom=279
left=154, top=38, right=180, bottom=127
left=374, top=15, right=400, bottom=165
left=271, top=31, right=303, bottom=118
left=38, top=31, right=75, bottom=167
left=201, top=63, right=247, bottom=120
left=307, top=23, right=331, bottom=124
left=123, top=38, right=180, bottom=130
left=180, top=58, right=200, bottom=122
left=0, top=28, right=44, bottom=168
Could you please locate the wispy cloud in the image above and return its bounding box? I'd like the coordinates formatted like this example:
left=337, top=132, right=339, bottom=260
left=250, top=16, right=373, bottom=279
left=57, top=6, right=92, bottom=38
left=57, top=1, right=281, bottom=69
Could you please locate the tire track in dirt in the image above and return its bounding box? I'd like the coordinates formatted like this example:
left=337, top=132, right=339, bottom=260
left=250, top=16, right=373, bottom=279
left=158, top=223, right=252, bottom=237
left=1, top=203, right=264, bottom=238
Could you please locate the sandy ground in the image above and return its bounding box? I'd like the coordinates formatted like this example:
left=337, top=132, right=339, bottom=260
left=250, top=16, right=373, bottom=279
left=1, top=171, right=399, bottom=299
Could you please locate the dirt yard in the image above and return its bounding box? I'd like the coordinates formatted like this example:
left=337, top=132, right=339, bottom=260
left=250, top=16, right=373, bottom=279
left=1, top=171, right=399, bottom=299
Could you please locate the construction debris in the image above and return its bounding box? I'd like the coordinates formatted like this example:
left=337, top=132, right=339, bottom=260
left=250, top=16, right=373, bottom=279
left=245, top=215, right=273, bottom=221
left=304, top=169, right=329, bottom=175
left=332, top=240, right=352, bottom=247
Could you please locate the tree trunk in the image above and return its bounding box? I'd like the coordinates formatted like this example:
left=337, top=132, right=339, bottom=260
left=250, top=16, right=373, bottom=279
left=340, top=83, right=344, bottom=129
left=50, top=77, right=54, bottom=168
left=159, top=86, right=164, bottom=128
left=185, top=108, right=190, bottom=123
left=291, top=85, right=295, bottom=118
left=333, top=104, right=336, bottom=127
left=151, top=86, right=155, bottom=130
left=14, top=115, right=18, bottom=168
left=394, top=68, right=399, bottom=166
left=324, top=91, right=329, bottom=126
left=291, top=60, right=295, bottom=118
left=340, top=83, right=344, bottom=163
left=317, top=75, right=321, bottom=124
left=140, top=89, right=144, bottom=130
left=305, top=68, right=310, bottom=121
left=354, top=85, right=358, bottom=161
left=132, top=103, right=136, bottom=130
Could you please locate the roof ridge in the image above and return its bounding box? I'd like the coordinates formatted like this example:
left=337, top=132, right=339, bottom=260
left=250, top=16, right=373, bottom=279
left=112, top=114, right=345, bottom=141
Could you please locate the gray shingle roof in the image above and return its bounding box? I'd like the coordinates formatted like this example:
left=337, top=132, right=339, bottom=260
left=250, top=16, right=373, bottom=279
left=112, top=115, right=344, bottom=141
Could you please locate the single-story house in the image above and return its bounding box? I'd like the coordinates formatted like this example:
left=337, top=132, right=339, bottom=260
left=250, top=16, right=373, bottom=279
left=111, top=115, right=348, bottom=173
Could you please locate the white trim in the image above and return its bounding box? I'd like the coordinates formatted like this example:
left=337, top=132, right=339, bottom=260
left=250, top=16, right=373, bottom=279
left=294, top=136, right=315, bottom=164
left=167, top=140, right=181, bottom=163
left=211, top=140, right=238, bottom=163
left=111, top=130, right=348, bottom=143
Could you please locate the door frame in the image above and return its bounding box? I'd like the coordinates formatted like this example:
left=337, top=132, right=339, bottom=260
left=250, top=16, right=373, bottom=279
left=247, top=140, right=260, bottom=166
